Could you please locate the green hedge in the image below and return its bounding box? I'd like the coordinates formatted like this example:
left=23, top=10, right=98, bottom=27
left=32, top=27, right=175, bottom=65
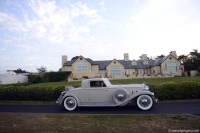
left=0, top=81, right=199, bottom=101
left=0, top=86, right=65, bottom=101
left=42, top=71, right=71, bottom=82
left=28, top=74, right=42, bottom=84
left=149, top=81, right=200, bottom=100
left=28, top=71, right=72, bottom=84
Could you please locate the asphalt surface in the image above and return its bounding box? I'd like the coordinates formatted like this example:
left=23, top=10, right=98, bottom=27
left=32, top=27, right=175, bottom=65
left=0, top=102, right=200, bottom=116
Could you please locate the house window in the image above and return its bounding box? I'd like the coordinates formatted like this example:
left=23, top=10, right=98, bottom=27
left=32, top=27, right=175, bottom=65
left=143, top=60, right=148, bottom=65
left=75, top=62, right=88, bottom=72
left=144, top=69, right=147, bottom=74
left=166, top=62, right=178, bottom=75
left=125, top=69, right=131, bottom=76
left=110, top=66, right=121, bottom=78
left=137, top=69, right=143, bottom=75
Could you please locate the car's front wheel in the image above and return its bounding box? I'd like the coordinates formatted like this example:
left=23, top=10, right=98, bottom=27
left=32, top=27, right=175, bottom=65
left=137, top=95, right=153, bottom=110
left=64, top=97, right=77, bottom=111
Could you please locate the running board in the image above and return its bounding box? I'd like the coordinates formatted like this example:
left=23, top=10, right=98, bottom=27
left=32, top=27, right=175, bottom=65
left=79, top=104, right=115, bottom=107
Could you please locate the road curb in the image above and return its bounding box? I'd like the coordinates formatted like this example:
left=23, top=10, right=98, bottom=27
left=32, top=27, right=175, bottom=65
left=184, top=113, right=200, bottom=119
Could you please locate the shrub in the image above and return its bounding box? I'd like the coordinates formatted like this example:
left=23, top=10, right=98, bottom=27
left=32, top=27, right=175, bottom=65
left=0, top=81, right=199, bottom=101
left=150, top=81, right=200, bottom=100
left=0, top=86, right=65, bottom=101
left=28, top=74, right=42, bottom=84
left=42, top=71, right=71, bottom=82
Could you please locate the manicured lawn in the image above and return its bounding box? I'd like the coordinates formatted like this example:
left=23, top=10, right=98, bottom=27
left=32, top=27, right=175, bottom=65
left=0, top=113, right=200, bottom=133
left=28, top=80, right=81, bottom=87
left=110, top=76, right=200, bottom=84
left=28, top=76, right=200, bottom=87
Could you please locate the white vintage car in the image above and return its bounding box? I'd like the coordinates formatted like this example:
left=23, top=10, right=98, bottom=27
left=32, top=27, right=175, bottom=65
left=56, top=78, right=157, bottom=111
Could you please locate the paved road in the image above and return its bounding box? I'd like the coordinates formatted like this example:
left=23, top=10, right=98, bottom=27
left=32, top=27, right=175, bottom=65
left=0, top=102, right=200, bottom=115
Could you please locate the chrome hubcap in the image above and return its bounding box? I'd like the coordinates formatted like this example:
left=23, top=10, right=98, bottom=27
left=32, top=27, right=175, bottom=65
left=139, top=97, right=150, bottom=107
left=66, top=99, right=75, bottom=108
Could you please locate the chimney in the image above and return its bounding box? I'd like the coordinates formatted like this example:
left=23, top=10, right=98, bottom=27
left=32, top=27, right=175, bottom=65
left=62, top=55, right=68, bottom=67
left=140, top=54, right=147, bottom=60
left=170, top=51, right=177, bottom=58
left=124, top=53, right=129, bottom=61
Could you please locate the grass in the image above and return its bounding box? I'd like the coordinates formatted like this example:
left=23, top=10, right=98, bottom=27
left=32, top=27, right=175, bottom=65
left=0, top=113, right=199, bottom=133
left=0, top=100, right=55, bottom=105
left=27, top=76, right=200, bottom=87
left=110, top=76, right=200, bottom=85
left=28, top=80, right=81, bottom=87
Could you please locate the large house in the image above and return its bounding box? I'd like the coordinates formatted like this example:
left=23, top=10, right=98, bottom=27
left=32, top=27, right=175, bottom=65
left=61, top=51, right=183, bottom=79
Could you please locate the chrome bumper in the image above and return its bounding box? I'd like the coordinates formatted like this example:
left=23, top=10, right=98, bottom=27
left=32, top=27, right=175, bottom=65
left=152, top=95, right=158, bottom=103
left=56, top=92, right=66, bottom=105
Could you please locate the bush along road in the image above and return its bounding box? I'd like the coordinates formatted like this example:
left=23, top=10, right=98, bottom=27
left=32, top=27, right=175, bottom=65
left=0, top=81, right=200, bottom=101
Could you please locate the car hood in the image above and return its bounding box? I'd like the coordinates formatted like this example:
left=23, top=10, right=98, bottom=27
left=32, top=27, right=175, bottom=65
left=110, top=84, right=145, bottom=88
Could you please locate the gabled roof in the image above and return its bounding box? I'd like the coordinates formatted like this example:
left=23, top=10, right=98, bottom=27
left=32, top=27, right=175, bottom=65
left=63, top=54, right=179, bottom=70
left=63, top=56, right=95, bottom=66
left=94, top=60, right=112, bottom=70
left=152, top=55, right=169, bottom=66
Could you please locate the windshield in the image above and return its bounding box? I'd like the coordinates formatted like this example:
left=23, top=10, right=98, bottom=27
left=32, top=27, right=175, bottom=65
left=104, top=79, right=112, bottom=86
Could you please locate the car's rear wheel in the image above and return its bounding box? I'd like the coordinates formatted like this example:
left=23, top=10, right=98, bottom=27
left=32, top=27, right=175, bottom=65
left=64, top=97, right=77, bottom=111
left=137, top=95, right=153, bottom=110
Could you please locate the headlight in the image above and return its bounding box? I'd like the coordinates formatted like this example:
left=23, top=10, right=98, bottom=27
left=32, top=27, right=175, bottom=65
left=144, top=85, right=149, bottom=90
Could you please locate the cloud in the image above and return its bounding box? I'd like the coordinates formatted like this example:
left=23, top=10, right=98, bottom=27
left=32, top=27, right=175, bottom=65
left=1, top=0, right=199, bottom=73
left=123, top=0, right=200, bottom=57
left=99, top=1, right=106, bottom=11
left=0, top=0, right=112, bottom=72
left=0, top=12, right=27, bottom=32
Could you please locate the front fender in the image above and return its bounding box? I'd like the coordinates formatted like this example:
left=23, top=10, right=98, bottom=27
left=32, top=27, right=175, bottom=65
left=115, top=91, right=155, bottom=106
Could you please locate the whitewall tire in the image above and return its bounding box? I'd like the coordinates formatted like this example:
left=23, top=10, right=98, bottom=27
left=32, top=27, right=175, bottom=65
left=137, top=95, right=153, bottom=110
left=64, top=97, right=77, bottom=111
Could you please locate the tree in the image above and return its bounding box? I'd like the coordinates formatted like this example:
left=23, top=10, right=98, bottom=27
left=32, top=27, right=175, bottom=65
left=189, top=49, right=200, bottom=58
left=37, top=66, right=47, bottom=74
left=178, top=54, right=188, bottom=64
left=182, top=49, right=200, bottom=71
left=10, top=68, right=29, bottom=74
left=156, top=54, right=165, bottom=59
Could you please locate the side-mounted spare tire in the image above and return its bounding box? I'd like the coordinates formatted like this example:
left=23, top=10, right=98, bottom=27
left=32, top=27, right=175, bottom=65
left=137, top=95, right=153, bottom=110
left=113, top=89, right=129, bottom=105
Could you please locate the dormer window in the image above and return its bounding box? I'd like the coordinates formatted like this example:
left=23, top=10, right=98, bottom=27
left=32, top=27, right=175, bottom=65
left=143, top=60, right=148, bottom=65
left=132, top=60, right=137, bottom=65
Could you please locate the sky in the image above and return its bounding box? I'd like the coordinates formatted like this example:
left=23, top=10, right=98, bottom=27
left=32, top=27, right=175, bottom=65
left=0, top=0, right=200, bottom=73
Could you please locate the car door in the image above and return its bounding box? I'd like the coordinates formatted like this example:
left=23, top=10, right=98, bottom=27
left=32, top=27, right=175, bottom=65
left=88, top=81, right=110, bottom=103
left=77, top=89, right=90, bottom=103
